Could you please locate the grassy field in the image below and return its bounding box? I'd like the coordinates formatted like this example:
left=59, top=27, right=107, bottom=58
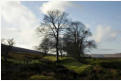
left=1, top=52, right=121, bottom=80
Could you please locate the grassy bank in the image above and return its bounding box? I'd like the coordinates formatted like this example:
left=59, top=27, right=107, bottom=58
left=1, top=52, right=121, bottom=80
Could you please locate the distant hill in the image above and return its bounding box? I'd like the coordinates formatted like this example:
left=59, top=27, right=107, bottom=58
left=1, top=44, right=41, bottom=55
left=90, top=53, right=121, bottom=58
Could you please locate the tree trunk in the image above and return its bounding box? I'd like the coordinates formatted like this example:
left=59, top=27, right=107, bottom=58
left=44, top=50, right=47, bottom=55
left=56, top=31, right=59, bottom=62
left=56, top=40, right=59, bottom=62
left=60, top=50, right=63, bottom=58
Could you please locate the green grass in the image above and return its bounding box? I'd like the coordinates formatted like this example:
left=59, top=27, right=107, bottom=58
left=1, top=52, right=121, bottom=80
left=29, top=75, right=55, bottom=80
left=43, top=56, right=90, bottom=74
left=43, top=55, right=67, bottom=61
left=43, top=56, right=57, bottom=61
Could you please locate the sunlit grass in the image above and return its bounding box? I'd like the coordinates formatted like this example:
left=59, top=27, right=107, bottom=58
left=29, top=75, right=55, bottom=80
left=43, top=55, right=67, bottom=61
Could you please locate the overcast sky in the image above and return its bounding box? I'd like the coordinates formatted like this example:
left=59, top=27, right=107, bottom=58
left=1, top=1, right=121, bottom=54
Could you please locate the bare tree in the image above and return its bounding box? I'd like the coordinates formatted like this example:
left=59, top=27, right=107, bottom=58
left=7, top=39, right=15, bottom=46
left=1, top=38, right=15, bottom=46
left=38, top=10, right=69, bottom=62
left=38, top=37, right=51, bottom=55
left=1, top=38, right=15, bottom=62
left=1, top=38, right=15, bottom=76
left=63, top=21, right=96, bottom=61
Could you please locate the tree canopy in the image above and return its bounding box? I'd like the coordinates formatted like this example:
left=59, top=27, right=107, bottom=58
left=37, top=10, right=96, bottom=62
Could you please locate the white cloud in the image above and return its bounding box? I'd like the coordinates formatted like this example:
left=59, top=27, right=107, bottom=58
left=93, top=25, right=103, bottom=43
left=40, top=0, right=72, bottom=14
left=93, top=25, right=118, bottom=43
left=1, top=1, right=40, bottom=49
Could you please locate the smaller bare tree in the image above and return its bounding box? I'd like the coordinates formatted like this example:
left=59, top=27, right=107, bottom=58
left=1, top=38, right=15, bottom=62
left=1, top=38, right=15, bottom=76
left=36, top=36, right=53, bottom=55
